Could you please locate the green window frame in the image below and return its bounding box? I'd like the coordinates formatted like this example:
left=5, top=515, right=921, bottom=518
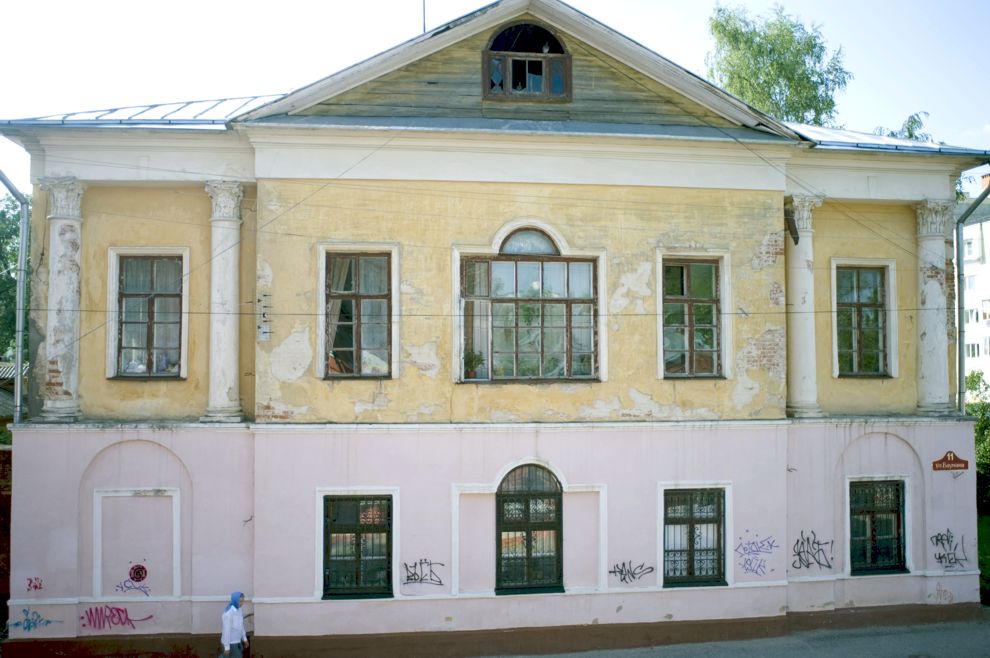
left=325, top=253, right=391, bottom=378
left=663, top=488, right=726, bottom=587
left=836, top=267, right=887, bottom=376
left=662, top=260, right=721, bottom=377
left=850, top=480, right=906, bottom=575
left=117, top=256, right=182, bottom=377
left=496, top=465, right=563, bottom=594
left=323, top=495, right=392, bottom=598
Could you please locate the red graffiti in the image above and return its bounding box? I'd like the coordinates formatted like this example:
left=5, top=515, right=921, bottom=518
left=80, top=605, right=153, bottom=630
left=26, top=577, right=43, bottom=592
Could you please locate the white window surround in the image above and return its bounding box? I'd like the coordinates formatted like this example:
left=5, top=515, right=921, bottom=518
left=105, top=247, right=190, bottom=379
left=315, top=242, right=401, bottom=379
left=844, top=475, right=912, bottom=577
left=451, top=218, right=608, bottom=382
left=450, top=457, right=607, bottom=596
left=655, top=249, right=733, bottom=380
left=313, top=487, right=400, bottom=599
left=92, top=487, right=181, bottom=598
left=656, top=481, right=734, bottom=588
left=830, top=258, right=899, bottom=379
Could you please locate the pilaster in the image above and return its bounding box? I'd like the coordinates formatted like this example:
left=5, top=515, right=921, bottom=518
left=915, top=199, right=953, bottom=413
left=786, top=195, right=824, bottom=417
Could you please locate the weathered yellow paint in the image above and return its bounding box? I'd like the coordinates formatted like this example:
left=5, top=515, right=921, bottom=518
left=254, top=179, right=786, bottom=423
left=34, top=185, right=259, bottom=420
left=813, top=202, right=919, bottom=413
left=302, top=16, right=734, bottom=128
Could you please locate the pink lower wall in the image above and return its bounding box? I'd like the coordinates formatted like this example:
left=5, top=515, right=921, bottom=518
left=6, top=417, right=979, bottom=639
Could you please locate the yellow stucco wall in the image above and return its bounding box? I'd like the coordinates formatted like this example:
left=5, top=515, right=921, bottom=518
left=813, top=201, right=920, bottom=413
left=40, top=185, right=259, bottom=420
left=253, top=180, right=787, bottom=423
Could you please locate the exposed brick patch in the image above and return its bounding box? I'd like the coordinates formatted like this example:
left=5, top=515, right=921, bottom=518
left=256, top=402, right=293, bottom=422
left=751, top=231, right=784, bottom=271
left=945, top=256, right=956, bottom=342
left=769, top=282, right=785, bottom=307
left=43, top=358, right=71, bottom=400
left=736, top=328, right=785, bottom=379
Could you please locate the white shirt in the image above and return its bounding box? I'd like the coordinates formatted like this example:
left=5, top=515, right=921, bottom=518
left=221, top=605, right=247, bottom=651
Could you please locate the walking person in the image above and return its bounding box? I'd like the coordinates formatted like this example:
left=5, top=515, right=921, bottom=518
left=221, top=591, right=249, bottom=657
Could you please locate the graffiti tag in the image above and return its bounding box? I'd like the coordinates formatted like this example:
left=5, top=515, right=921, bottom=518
left=115, top=579, right=151, bottom=596
left=934, top=582, right=954, bottom=604
left=129, top=563, right=148, bottom=583
left=930, top=528, right=968, bottom=569
left=6, top=608, right=62, bottom=633
left=791, top=530, right=834, bottom=570
left=403, top=559, right=444, bottom=586
left=734, top=531, right=778, bottom=577
left=609, top=561, right=655, bottom=584
left=80, top=605, right=153, bottom=631
left=26, top=577, right=43, bottom=592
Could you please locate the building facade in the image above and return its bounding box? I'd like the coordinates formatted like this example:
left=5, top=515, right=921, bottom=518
left=1, top=0, right=987, bottom=652
left=959, top=177, right=990, bottom=382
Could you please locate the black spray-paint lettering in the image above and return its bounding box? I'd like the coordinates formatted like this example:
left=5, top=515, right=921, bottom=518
left=403, top=558, right=444, bottom=585
left=609, top=561, right=655, bottom=584
left=791, top=530, right=834, bottom=570
left=930, top=528, right=968, bottom=569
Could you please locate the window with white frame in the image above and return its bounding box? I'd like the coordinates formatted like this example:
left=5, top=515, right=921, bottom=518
left=964, top=239, right=974, bottom=258
left=831, top=259, right=897, bottom=378
left=662, top=260, right=721, bottom=377
left=966, top=308, right=979, bottom=324
left=106, top=248, right=189, bottom=379
left=460, top=229, right=597, bottom=381
left=966, top=343, right=981, bottom=358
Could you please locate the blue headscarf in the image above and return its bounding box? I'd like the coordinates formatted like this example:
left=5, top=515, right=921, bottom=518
left=226, top=591, right=243, bottom=611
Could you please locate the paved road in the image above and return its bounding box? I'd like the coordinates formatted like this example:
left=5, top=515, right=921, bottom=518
left=487, top=609, right=990, bottom=658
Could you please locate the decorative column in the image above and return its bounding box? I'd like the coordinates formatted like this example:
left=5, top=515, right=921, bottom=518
left=915, top=199, right=954, bottom=413
left=785, top=195, right=824, bottom=417
left=201, top=181, right=244, bottom=422
left=40, top=177, right=85, bottom=422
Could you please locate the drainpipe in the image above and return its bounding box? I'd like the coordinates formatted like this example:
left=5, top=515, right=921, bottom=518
left=0, top=170, right=28, bottom=424
left=955, top=175, right=990, bottom=412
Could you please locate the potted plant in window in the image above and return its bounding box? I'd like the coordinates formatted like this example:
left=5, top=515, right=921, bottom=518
left=463, top=350, right=486, bottom=380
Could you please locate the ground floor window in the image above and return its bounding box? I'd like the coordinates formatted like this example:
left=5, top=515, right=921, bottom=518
left=323, top=496, right=392, bottom=597
left=496, top=464, right=563, bottom=594
left=663, top=488, right=725, bottom=586
left=850, top=480, right=906, bottom=575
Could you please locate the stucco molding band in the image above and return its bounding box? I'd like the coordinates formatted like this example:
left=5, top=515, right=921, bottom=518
left=202, top=180, right=244, bottom=422
left=39, top=176, right=85, bottom=421
left=914, top=200, right=952, bottom=412
left=785, top=195, right=822, bottom=417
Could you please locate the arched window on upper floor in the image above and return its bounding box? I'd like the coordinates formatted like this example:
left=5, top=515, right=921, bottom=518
left=484, top=23, right=571, bottom=101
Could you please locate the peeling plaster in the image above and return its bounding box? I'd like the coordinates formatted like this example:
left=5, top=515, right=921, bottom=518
left=355, top=391, right=389, bottom=415
left=257, top=260, right=273, bottom=288
left=750, top=231, right=784, bottom=271
left=769, top=282, right=785, bottom=307
left=401, top=281, right=426, bottom=303
left=579, top=397, right=622, bottom=419
left=732, top=328, right=785, bottom=410
left=490, top=410, right=520, bottom=422
left=257, top=399, right=309, bottom=422
left=404, top=341, right=441, bottom=379
left=622, top=389, right=718, bottom=420
left=610, top=262, right=652, bottom=314
left=270, top=326, right=313, bottom=382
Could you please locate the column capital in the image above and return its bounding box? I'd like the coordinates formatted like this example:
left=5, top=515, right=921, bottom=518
left=40, top=177, right=84, bottom=220
left=788, top=195, right=823, bottom=231
left=915, top=199, right=953, bottom=237
left=205, top=181, right=243, bottom=222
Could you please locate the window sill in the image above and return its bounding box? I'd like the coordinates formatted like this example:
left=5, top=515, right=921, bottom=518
left=662, top=580, right=727, bottom=588
left=460, top=378, right=600, bottom=384
left=849, top=567, right=908, bottom=576
left=495, top=586, right=565, bottom=595
left=836, top=374, right=893, bottom=379
left=322, top=592, right=393, bottom=600
left=661, top=375, right=727, bottom=380
left=109, top=375, right=184, bottom=381
left=324, top=376, right=392, bottom=381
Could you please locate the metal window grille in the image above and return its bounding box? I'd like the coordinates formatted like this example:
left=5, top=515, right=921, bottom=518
left=117, top=256, right=182, bottom=377
left=850, top=480, right=906, bottom=574
left=663, top=488, right=725, bottom=586
left=323, top=496, right=392, bottom=598
left=836, top=267, right=887, bottom=375
left=496, top=465, right=563, bottom=594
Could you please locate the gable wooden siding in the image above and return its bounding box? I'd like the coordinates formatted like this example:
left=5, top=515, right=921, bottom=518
left=300, top=22, right=734, bottom=128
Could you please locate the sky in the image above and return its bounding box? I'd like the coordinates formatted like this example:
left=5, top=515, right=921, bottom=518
left=2, top=0, right=989, bottom=195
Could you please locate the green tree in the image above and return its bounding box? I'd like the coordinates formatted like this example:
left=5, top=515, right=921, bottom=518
left=968, top=370, right=990, bottom=470
left=874, top=111, right=932, bottom=142
left=707, top=5, right=852, bottom=126
left=0, top=194, right=29, bottom=359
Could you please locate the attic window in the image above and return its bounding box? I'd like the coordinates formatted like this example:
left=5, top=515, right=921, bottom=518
left=484, top=23, right=570, bottom=101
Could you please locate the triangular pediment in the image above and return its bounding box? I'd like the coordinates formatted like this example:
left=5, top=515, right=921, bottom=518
left=237, top=0, right=802, bottom=141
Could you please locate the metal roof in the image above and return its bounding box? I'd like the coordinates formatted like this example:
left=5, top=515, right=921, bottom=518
left=0, top=96, right=283, bottom=129
left=788, top=122, right=990, bottom=158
